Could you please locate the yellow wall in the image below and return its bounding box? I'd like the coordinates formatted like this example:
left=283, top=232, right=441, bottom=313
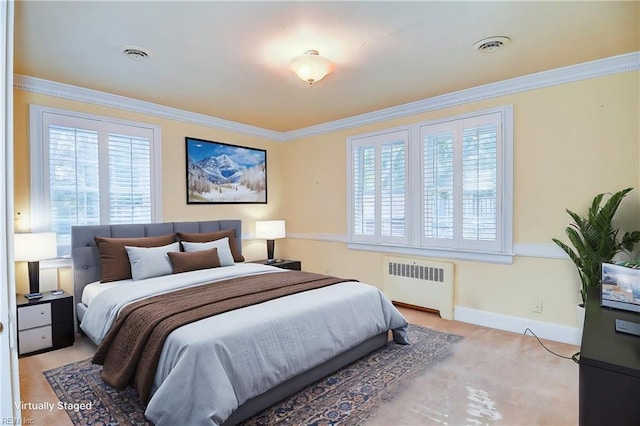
left=282, top=71, right=640, bottom=327
left=12, top=70, right=640, bottom=329
left=13, top=90, right=283, bottom=294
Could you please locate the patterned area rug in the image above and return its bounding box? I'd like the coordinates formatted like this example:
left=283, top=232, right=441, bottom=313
left=44, top=324, right=462, bottom=425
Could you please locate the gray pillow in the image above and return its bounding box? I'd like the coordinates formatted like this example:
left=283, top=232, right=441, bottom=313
left=182, top=237, right=234, bottom=266
left=94, top=234, right=177, bottom=282
left=125, top=242, right=181, bottom=280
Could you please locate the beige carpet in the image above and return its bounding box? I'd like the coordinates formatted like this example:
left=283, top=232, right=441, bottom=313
left=371, top=309, right=579, bottom=425
left=368, top=324, right=578, bottom=425
left=43, top=325, right=461, bottom=425
left=19, top=307, right=579, bottom=425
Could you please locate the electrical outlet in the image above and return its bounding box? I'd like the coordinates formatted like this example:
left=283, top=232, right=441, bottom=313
left=533, top=299, right=543, bottom=313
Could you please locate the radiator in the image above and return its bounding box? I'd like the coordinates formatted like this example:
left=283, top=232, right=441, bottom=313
left=382, top=256, right=455, bottom=320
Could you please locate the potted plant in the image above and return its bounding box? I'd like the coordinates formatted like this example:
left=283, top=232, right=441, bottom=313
left=553, top=187, right=640, bottom=307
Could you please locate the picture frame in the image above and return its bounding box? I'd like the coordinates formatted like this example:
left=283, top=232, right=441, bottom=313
left=186, top=137, right=267, bottom=204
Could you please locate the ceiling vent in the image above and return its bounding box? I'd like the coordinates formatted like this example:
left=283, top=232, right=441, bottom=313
left=473, top=36, right=511, bottom=53
left=122, top=46, right=152, bottom=61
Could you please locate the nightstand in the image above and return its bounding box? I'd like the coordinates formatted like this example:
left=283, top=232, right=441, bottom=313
left=16, top=291, right=74, bottom=356
left=250, top=259, right=302, bottom=271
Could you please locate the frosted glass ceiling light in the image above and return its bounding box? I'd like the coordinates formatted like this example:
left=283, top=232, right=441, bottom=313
left=289, top=50, right=334, bottom=85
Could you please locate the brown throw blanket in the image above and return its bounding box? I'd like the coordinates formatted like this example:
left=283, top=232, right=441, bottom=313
left=92, top=270, right=355, bottom=404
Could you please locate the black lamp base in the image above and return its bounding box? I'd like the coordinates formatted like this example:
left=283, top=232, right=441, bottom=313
left=27, top=260, right=40, bottom=296
left=266, top=239, right=275, bottom=261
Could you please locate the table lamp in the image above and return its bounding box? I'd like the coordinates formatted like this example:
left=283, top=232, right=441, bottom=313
left=14, top=232, right=57, bottom=298
left=255, top=220, right=286, bottom=263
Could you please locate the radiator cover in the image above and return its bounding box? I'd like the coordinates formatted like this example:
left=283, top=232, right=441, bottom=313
left=382, top=256, right=455, bottom=320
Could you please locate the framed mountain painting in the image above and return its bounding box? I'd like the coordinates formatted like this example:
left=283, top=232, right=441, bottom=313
left=185, top=137, right=267, bottom=204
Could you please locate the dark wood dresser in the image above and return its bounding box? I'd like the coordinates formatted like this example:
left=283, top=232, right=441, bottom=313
left=579, top=286, right=640, bottom=425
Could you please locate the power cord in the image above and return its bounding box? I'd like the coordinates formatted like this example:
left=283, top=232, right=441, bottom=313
left=524, top=328, right=580, bottom=363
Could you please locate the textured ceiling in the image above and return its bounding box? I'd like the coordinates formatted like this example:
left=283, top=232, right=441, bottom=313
left=14, top=1, right=640, bottom=132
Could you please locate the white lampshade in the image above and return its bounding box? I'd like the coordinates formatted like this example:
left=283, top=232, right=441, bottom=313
left=289, top=50, right=334, bottom=85
left=255, top=220, right=286, bottom=240
left=14, top=232, right=57, bottom=261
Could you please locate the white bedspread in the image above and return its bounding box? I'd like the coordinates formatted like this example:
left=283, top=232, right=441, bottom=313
left=80, top=263, right=282, bottom=344
left=80, top=264, right=408, bottom=426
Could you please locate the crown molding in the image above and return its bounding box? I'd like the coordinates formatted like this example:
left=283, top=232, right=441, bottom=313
left=280, top=51, right=640, bottom=141
left=13, top=74, right=284, bottom=142
left=14, top=51, right=639, bottom=142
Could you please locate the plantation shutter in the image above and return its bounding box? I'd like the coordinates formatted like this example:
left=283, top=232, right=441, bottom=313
left=36, top=108, right=158, bottom=256
left=352, top=145, right=376, bottom=239
left=380, top=141, right=406, bottom=238
left=421, top=112, right=502, bottom=251
left=460, top=114, right=501, bottom=251
left=45, top=116, right=101, bottom=255
left=350, top=130, right=408, bottom=244
left=348, top=106, right=511, bottom=259
left=107, top=130, right=152, bottom=224
left=422, top=125, right=455, bottom=246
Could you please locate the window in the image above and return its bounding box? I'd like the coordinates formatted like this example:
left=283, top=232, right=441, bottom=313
left=30, top=105, right=162, bottom=256
left=348, top=106, right=513, bottom=263
left=350, top=129, right=408, bottom=245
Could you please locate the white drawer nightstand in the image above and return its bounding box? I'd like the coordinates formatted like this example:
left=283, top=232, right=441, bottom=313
left=16, top=291, right=74, bottom=356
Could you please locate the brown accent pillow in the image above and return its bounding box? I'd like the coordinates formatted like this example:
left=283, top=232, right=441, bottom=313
left=177, top=229, right=245, bottom=262
left=168, top=247, right=221, bottom=274
left=95, top=234, right=177, bottom=282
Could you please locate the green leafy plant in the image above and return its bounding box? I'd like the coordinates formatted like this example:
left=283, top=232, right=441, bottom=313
left=553, top=188, right=640, bottom=305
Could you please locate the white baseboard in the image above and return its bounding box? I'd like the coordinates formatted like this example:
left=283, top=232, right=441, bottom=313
left=454, top=306, right=581, bottom=346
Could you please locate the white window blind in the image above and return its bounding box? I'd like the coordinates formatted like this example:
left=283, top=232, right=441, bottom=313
left=348, top=106, right=512, bottom=262
left=381, top=141, right=406, bottom=238
left=352, top=145, right=376, bottom=237
left=421, top=112, right=502, bottom=252
left=462, top=120, right=498, bottom=244
left=30, top=106, right=161, bottom=256
left=47, top=124, right=100, bottom=252
left=350, top=130, right=408, bottom=245
left=423, top=126, right=454, bottom=243
left=108, top=132, right=152, bottom=224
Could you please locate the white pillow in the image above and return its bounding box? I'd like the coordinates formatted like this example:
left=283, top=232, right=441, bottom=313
left=125, top=242, right=181, bottom=280
left=181, top=237, right=234, bottom=266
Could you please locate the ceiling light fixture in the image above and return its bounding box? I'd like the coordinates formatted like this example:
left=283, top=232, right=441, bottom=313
left=289, top=50, right=334, bottom=85
left=473, top=36, right=511, bottom=53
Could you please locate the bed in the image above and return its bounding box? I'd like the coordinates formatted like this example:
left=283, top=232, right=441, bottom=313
left=72, top=220, right=409, bottom=426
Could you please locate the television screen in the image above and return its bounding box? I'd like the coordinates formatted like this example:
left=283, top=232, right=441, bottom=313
left=601, top=263, right=640, bottom=313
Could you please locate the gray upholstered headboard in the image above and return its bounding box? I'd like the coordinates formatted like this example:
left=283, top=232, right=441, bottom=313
left=71, top=220, right=242, bottom=307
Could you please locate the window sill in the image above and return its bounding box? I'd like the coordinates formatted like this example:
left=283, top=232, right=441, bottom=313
left=347, top=242, right=514, bottom=264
